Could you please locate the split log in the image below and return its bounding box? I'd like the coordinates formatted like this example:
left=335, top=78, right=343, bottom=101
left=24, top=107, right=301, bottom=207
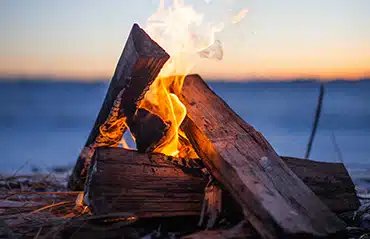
left=84, top=147, right=207, bottom=218
left=198, top=183, right=223, bottom=228
left=68, top=24, right=170, bottom=190
left=179, top=74, right=346, bottom=239
left=281, top=156, right=360, bottom=213
left=84, top=147, right=358, bottom=219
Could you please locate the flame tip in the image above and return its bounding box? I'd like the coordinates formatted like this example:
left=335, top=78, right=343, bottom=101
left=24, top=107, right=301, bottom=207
left=131, top=0, right=245, bottom=157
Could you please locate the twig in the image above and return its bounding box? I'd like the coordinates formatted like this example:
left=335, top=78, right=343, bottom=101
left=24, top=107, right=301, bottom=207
left=33, top=227, right=43, bottom=239
left=305, top=84, right=325, bottom=159
left=1, top=191, right=81, bottom=203
left=30, top=201, right=69, bottom=214
left=1, top=161, right=32, bottom=217
left=331, top=132, right=344, bottom=163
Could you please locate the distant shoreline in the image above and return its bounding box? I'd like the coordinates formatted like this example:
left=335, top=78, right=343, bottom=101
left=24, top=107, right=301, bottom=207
left=1, top=77, right=370, bottom=84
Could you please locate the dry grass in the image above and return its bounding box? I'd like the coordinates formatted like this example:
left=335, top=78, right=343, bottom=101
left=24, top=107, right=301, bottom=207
left=0, top=170, right=141, bottom=239
left=0, top=170, right=89, bottom=238
left=1, top=166, right=369, bottom=239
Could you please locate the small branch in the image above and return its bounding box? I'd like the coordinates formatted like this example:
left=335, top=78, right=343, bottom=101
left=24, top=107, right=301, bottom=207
left=33, top=227, right=42, bottom=239
left=1, top=191, right=82, bottom=204
left=305, top=84, right=325, bottom=159
left=331, top=132, right=344, bottom=163
left=30, top=201, right=70, bottom=214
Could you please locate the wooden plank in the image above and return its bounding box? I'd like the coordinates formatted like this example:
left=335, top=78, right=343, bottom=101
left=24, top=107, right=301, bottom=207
left=179, top=74, right=346, bottom=239
left=68, top=24, right=170, bottom=190
left=281, top=156, right=360, bottom=213
left=84, top=147, right=208, bottom=217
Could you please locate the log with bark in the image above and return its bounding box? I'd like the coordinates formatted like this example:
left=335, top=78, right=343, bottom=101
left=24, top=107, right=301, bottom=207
left=281, top=156, right=360, bottom=213
left=84, top=147, right=207, bottom=218
left=179, top=74, right=346, bottom=239
left=68, top=23, right=170, bottom=190
left=84, top=147, right=359, bottom=220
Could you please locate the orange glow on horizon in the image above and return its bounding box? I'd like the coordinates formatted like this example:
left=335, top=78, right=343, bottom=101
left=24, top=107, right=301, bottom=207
left=1, top=55, right=369, bottom=81
left=1, top=68, right=369, bottom=81
left=2, top=1, right=370, bottom=82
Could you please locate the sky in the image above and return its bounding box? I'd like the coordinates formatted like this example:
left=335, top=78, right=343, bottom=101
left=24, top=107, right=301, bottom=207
left=1, top=0, right=369, bottom=81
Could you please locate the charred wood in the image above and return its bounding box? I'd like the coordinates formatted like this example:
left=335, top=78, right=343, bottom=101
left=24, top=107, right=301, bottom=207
left=84, top=147, right=207, bottom=218
left=68, top=24, right=169, bottom=190
left=130, top=108, right=168, bottom=153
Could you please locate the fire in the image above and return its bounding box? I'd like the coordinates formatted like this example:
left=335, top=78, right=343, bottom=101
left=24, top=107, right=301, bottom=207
left=118, top=0, right=247, bottom=157
left=136, top=0, right=224, bottom=157
left=139, top=75, right=187, bottom=156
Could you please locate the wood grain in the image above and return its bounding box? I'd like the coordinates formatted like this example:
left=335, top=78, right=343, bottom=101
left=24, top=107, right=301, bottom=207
left=84, top=147, right=207, bottom=218
left=68, top=24, right=169, bottom=190
left=281, top=156, right=360, bottom=213
left=179, top=74, right=346, bottom=239
left=83, top=146, right=358, bottom=222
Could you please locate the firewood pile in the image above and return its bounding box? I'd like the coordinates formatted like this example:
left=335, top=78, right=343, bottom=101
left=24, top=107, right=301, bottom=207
left=1, top=24, right=370, bottom=239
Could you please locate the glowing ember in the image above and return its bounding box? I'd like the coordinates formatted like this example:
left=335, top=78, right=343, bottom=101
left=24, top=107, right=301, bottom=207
left=103, top=216, right=137, bottom=223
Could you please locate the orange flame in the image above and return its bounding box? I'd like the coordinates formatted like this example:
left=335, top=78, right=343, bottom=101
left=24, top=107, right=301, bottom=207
left=95, top=1, right=248, bottom=156
left=135, top=0, right=250, bottom=157
left=136, top=0, right=225, bottom=157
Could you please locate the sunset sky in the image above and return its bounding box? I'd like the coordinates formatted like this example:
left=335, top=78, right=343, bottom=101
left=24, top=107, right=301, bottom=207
left=1, top=0, right=369, bottom=81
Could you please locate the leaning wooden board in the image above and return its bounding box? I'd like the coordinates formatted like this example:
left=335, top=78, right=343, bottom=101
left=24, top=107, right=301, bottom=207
left=68, top=24, right=169, bottom=190
left=179, top=74, right=346, bottom=239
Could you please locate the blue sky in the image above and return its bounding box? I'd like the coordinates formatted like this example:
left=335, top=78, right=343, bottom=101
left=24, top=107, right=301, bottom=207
left=1, top=0, right=369, bottom=80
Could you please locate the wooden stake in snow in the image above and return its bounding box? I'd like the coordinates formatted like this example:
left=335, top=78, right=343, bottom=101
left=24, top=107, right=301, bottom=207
left=305, top=84, right=325, bottom=159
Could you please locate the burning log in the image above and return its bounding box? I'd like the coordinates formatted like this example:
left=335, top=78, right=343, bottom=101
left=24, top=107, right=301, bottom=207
left=68, top=23, right=170, bottom=190
left=179, top=74, right=346, bottom=238
left=84, top=147, right=358, bottom=220
left=84, top=147, right=207, bottom=218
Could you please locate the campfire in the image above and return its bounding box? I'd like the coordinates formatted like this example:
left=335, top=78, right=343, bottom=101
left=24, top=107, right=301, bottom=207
left=2, top=2, right=363, bottom=239
left=63, top=6, right=348, bottom=239
left=65, top=1, right=355, bottom=238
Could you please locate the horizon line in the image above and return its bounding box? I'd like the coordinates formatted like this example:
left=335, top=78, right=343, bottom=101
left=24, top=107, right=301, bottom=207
left=1, top=70, right=369, bottom=82
left=1, top=73, right=370, bottom=84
